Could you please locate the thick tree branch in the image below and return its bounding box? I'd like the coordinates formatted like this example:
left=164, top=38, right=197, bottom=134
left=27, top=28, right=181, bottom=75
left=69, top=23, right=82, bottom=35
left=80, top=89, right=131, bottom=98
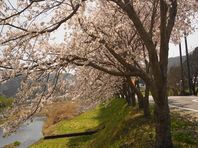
left=0, top=2, right=34, bottom=23
left=1, top=3, right=80, bottom=44
left=166, top=0, right=177, bottom=40
left=111, top=0, right=161, bottom=84
left=149, top=0, right=159, bottom=36
left=159, top=0, right=168, bottom=75
left=159, top=0, right=177, bottom=80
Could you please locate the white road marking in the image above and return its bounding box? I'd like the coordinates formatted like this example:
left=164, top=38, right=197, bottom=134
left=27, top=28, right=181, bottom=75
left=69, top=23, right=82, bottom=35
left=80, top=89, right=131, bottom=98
left=192, top=99, right=198, bottom=103
left=169, top=105, right=198, bottom=112
left=149, top=96, right=198, bottom=113
left=169, top=96, right=198, bottom=99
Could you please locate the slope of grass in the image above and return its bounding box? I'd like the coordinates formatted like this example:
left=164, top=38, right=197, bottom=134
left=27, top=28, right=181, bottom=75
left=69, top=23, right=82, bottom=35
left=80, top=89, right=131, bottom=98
left=3, top=141, right=21, bottom=148
left=0, top=96, right=13, bottom=124
left=38, top=101, right=80, bottom=135
left=30, top=98, right=198, bottom=148
left=0, top=96, right=13, bottom=109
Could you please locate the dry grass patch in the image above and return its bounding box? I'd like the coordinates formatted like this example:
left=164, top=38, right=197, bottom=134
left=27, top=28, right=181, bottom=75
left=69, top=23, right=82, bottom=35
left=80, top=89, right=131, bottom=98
left=31, top=99, right=198, bottom=148
left=40, top=101, right=81, bottom=135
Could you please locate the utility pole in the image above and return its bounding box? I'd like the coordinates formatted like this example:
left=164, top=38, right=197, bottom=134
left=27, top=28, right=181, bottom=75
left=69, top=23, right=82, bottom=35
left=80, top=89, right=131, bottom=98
left=184, top=33, right=192, bottom=95
left=179, top=43, right=185, bottom=95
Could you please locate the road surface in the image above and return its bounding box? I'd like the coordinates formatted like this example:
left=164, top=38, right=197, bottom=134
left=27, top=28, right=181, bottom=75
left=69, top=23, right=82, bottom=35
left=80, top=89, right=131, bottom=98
left=168, top=96, right=198, bottom=113
left=150, top=96, right=198, bottom=117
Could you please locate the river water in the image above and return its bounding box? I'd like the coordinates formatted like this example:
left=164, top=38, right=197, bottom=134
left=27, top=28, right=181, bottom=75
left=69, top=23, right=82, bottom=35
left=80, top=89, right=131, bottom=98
left=0, top=117, right=45, bottom=148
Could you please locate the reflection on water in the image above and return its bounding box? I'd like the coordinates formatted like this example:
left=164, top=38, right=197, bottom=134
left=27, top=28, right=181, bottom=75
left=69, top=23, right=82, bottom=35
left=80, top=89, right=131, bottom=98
left=0, top=117, right=45, bottom=148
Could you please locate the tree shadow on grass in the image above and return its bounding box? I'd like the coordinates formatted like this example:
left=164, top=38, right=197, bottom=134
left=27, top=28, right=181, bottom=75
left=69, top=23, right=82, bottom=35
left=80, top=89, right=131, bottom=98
left=66, top=98, right=156, bottom=148
left=171, top=112, right=198, bottom=147
left=66, top=98, right=126, bottom=147
left=44, top=98, right=198, bottom=148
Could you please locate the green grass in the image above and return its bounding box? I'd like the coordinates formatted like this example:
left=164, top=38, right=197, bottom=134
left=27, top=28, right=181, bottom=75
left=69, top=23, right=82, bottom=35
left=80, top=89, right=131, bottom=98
left=30, top=98, right=198, bottom=148
left=0, top=96, right=13, bottom=109
left=13, top=141, right=21, bottom=146
left=171, top=113, right=198, bottom=147
left=30, top=99, right=130, bottom=148
left=3, top=141, right=21, bottom=148
left=0, top=96, right=13, bottom=124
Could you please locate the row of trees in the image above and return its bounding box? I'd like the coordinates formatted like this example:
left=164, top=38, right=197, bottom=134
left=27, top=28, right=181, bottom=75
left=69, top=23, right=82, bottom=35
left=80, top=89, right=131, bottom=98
left=168, top=47, right=198, bottom=95
left=0, top=0, right=198, bottom=147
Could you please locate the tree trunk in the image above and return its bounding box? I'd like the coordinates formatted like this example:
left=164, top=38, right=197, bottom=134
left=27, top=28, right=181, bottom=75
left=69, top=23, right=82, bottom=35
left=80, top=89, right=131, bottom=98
left=122, top=78, right=136, bottom=106
left=119, top=89, right=125, bottom=100
left=137, top=95, right=144, bottom=109
left=125, top=82, right=136, bottom=106
left=135, top=80, right=144, bottom=109
left=128, top=83, right=136, bottom=106
left=192, top=71, right=197, bottom=96
left=142, top=85, right=150, bottom=117
left=127, top=77, right=149, bottom=117
left=126, top=93, right=132, bottom=106
left=143, top=97, right=149, bottom=117
left=153, top=88, right=172, bottom=148
left=127, top=78, right=143, bottom=108
left=131, top=90, right=136, bottom=106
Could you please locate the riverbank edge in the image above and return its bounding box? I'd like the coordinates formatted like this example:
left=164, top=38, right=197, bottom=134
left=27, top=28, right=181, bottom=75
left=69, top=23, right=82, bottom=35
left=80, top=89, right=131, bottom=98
left=30, top=98, right=198, bottom=148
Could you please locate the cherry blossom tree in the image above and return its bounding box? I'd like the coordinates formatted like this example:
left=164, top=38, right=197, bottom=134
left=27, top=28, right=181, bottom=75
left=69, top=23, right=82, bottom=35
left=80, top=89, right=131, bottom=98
left=0, top=0, right=197, bottom=147
left=68, top=67, right=122, bottom=101
left=69, top=3, right=151, bottom=115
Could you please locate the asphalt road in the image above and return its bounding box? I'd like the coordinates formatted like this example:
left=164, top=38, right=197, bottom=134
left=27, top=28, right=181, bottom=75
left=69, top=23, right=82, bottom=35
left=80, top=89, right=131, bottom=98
left=149, top=96, right=198, bottom=117
left=168, top=96, right=198, bottom=113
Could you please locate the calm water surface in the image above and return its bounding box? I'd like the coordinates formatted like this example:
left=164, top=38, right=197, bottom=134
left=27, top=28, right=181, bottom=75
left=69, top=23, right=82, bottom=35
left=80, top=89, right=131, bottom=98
left=0, top=117, right=45, bottom=148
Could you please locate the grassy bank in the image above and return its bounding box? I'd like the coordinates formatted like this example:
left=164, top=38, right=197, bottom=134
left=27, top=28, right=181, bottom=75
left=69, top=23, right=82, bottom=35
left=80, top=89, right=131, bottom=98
left=38, top=101, right=80, bottom=135
left=3, top=141, right=21, bottom=148
left=0, top=96, right=13, bottom=125
left=31, top=99, right=198, bottom=148
left=0, top=96, right=13, bottom=109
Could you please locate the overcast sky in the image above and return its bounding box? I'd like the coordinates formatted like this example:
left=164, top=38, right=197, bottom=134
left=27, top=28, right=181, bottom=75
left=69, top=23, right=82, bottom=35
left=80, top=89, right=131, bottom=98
left=2, top=1, right=198, bottom=58
left=169, top=30, right=198, bottom=58
left=51, top=28, right=198, bottom=58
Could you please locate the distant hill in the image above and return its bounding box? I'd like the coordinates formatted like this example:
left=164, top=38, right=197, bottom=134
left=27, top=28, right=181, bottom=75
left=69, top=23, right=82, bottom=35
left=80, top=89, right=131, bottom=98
left=0, top=49, right=196, bottom=98
left=0, top=77, right=22, bottom=98
left=0, top=73, right=75, bottom=98
left=168, top=47, right=197, bottom=72
left=168, top=56, right=186, bottom=71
